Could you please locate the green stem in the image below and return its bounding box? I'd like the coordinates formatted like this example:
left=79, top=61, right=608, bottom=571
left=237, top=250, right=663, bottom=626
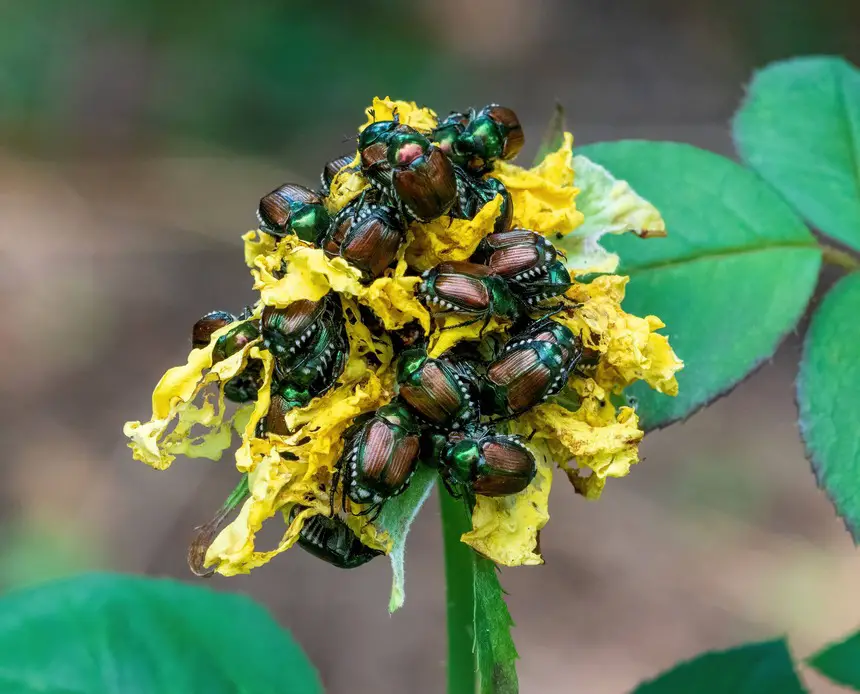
left=820, top=242, right=860, bottom=271
left=440, top=486, right=477, bottom=694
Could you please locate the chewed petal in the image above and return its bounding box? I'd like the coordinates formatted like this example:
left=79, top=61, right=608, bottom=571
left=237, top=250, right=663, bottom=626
left=494, top=132, right=583, bottom=237
left=243, top=229, right=277, bottom=269
left=554, top=275, right=683, bottom=395
left=361, top=276, right=431, bottom=333
left=205, top=451, right=317, bottom=575
left=253, top=237, right=429, bottom=333
left=557, top=155, right=666, bottom=276
left=520, top=400, right=643, bottom=499
left=123, top=315, right=262, bottom=470
left=427, top=314, right=510, bottom=358
left=325, top=160, right=367, bottom=214
left=405, top=195, right=504, bottom=272
left=361, top=97, right=438, bottom=133
left=461, top=443, right=551, bottom=567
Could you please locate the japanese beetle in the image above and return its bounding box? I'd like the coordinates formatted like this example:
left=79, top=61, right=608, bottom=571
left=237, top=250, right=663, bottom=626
left=504, top=315, right=582, bottom=365
left=359, top=120, right=457, bottom=222
left=438, top=427, right=536, bottom=498
left=470, top=229, right=557, bottom=280
left=431, top=111, right=470, bottom=160
left=262, top=295, right=349, bottom=397
left=319, top=154, right=355, bottom=196
left=211, top=321, right=261, bottom=363
left=396, top=347, right=481, bottom=430
left=223, top=359, right=264, bottom=403
left=334, top=401, right=422, bottom=515
left=261, top=297, right=330, bottom=361
left=290, top=507, right=383, bottom=569
left=417, top=261, right=523, bottom=330
left=257, top=183, right=332, bottom=243
left=482, top=320, right=581, bottom=418
left=509, top=259, right=572, bottom=306
left=455, top=104, right=524, bottom=174
left=323, top=197, right=405, bottom=280
left=192, top=317, right=264, bottom=403
left=191, top=310, right=235, bottom=349
left=454, top=175, right=513, bottom=235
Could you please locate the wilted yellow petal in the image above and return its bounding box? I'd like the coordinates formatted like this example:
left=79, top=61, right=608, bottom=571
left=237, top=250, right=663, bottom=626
left=521, top=399, right=643, bottom=499
left=494, top=132, right=584, bottom=237
left=555, top=275, right=683, bottom=394
left=427, top=314, right=510, bottom=358
left=461, top=440, right=551, bottom=567
left=243, top=229, right=277, bottom=269
left=325, top=158, right=366, bottom=214
left=361, top=96, right=438, bottom=133
left=123, top=316, right=263, bottom=470
left=404, top=195, right=504, bottom=272
left=205, top=450, right=316, bottom=575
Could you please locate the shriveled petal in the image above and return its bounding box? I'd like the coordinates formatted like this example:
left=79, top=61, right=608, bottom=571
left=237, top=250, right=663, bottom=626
left=521, top=400, right=643, bottom=499
left=205, top=452, right=318, bottom=575
left=209, top=360, right=397, bottom=575
left=427, top=314, right=510, bottom=358
left=493, top=132, right=584, bottom=237
left=253, top=236, right=430, bottom=332
left=405, top=195, right=504, bottom=272
left=461, top=437, right=551, bottom=567
left=325, top=157, right=366, bottom=214
left=361, top=96, right=438, bottom=133
left=557, top=155, right=666, bottom=275
left=123, top=315, right=264, bottom=470
left=555, top=275, right=683, bottom=395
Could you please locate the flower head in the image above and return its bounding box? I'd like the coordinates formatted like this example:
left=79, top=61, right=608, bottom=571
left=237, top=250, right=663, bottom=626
left=124, top=97, right=682, bottom=585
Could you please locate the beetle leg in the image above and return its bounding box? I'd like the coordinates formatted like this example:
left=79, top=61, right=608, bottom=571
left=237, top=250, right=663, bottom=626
left=477, top=312, right=492, bottom=339
left=438, top=315, right=482, bottom=333
left=329, top=467, right=341, bottom=516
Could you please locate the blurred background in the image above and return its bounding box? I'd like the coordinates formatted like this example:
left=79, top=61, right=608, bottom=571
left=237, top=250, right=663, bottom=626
left=2, top=1, right=860, bottom=692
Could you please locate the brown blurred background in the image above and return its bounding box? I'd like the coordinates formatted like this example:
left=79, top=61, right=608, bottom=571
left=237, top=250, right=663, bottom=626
left=2, top=1, right=860, bottom=692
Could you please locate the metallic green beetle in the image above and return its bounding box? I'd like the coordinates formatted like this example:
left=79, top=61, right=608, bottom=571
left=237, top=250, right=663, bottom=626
left=416, top=261, right=524, bottom=332
left=359, top=120, right=457, bottom=223
left=322, top=195, right=405, bottom=280
left=454, top=104, right=524, bottom=175
left=396, top=347, right=482, bottom=430
left=191, top=313, right=263, bottom=403
left=437, top=426, right=536, bottom=499
left=481, top=317, right=582, bottom=418
left=257, top=183, right=332, bottom=243
left=333, top=400, right=422, bottom=517
left=290, top=506, right=384, bottom=569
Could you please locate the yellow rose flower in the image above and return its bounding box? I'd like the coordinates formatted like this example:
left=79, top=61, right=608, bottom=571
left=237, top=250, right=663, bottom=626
left=124, top=97, right=682, bottom=590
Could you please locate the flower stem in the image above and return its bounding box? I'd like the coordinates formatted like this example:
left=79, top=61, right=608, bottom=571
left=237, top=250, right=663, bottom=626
left=440, top=487, right=477, bottom=694
left=820, top=242, right=860, bottom=271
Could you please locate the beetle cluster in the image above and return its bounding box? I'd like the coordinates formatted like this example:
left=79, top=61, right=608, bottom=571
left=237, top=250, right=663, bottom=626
left=190, top=103, right=584, bottom=569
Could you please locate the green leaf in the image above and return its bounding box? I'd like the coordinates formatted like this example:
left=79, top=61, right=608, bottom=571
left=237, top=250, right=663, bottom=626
left=579, top=141, right=821, bottom=430
left=633, top=639, right=807, bottom=693
left=733, top=56, right=860, bottom=251
left=378, top=465, right=437, bottom=613
left=558, top=153, right=666, bottom=275
left=797, top=271, right=860, bottom=539
left=473, top=557, right=518, bottom=694
left=808, top=628, right=860, bottom=688
left=0, top=573, right=322, bottom=694
left=533, top=102, right=566, bottom=166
